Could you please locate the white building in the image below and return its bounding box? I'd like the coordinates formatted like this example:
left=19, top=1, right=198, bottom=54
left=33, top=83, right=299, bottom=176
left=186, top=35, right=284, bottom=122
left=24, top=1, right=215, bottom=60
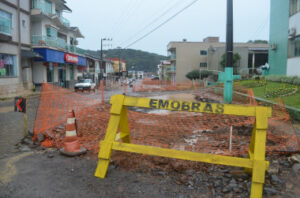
left=0, top=0, right=40, bottom=97
left=288, top=0, right=300, bottom=76
left=269, top=0, right=300, bottom=76
left=31, top=0, right=87, bottom=88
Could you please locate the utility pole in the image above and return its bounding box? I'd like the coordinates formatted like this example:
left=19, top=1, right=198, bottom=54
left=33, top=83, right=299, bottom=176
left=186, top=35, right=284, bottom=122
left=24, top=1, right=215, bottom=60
left=224, top=0, right=234, bottom=103
left=100, top=38, right=112, bottom=80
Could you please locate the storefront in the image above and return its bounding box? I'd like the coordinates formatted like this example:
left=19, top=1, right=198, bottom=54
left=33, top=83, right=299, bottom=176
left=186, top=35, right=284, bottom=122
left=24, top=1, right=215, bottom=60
left=32, top=48, right=86, bottom=88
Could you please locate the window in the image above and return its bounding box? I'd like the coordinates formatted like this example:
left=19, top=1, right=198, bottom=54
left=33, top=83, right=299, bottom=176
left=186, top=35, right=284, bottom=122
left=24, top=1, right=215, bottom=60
left=200, top=62, right=207, bottom=68
left=0, top=54, right=17, bottom=77
left=70, top=37, right=74, bottom=45
left=46, top=27, right=57, bottom=38
left=45, top=0, right=52, bottom=15
left=55, top=10, right=61, bottom=17
left=294, top=38, right=300, bottom=57
left=47, top=64, right=53, bottom=82
left=70, top=65, right=74, bottom=80
left=290, top=0, right=300, bottom=16
left=200, top=50, right=208, bottom=55
left=289, top=37, right=300, bottom=57
left=22, top=20, right=26, bottom=28
left=0, top=10, right=12, bottom=35
left=32, top=0, right=52, bottom=15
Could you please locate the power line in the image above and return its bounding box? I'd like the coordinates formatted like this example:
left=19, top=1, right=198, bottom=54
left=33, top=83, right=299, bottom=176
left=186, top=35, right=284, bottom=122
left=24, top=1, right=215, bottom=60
left=109, top=0, right=138, bottom=37
left=124, top=0, right=199, bottom=48
left=248, top=14, right=269, bottom=41
left=119, top=0, right=184, bottom=46
left=112, top=0, right=143, bottom=40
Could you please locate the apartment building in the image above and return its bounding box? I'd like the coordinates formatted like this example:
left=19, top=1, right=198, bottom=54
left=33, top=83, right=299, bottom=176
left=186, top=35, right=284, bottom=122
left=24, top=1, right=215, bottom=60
left=167, top=37, right=268, bottom=83
left=269, top=0, right=300, bottom=76
left=0, top=0, right=39, bottom=97
left=157, top=60, right=175, bottom=84
left=107, top=58, right=127, bottom=77
left=30, top=0, right=86, bottom=88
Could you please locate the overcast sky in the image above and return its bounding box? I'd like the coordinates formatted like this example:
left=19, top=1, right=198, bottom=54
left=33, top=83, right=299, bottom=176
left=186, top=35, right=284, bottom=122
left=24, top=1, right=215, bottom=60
left=64, top=0, right=270, bottom=56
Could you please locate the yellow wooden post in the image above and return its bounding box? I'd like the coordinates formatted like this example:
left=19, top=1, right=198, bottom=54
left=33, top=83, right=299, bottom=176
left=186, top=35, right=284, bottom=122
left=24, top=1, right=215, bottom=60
left=23, top=97, right=28, bottom=138
left=94, top=95, right=125, bottom=178
left=245, top=124, right=256, bottom=174
left=95, top=95, right=272, bottom=198
left=119, top=106, right=130, bottom=143
left=250, top=107, right=269, bottom=198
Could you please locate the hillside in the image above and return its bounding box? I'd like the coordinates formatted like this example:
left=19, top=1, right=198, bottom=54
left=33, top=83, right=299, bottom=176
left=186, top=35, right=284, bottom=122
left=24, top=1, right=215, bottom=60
left=85, top=48, right=167, bottom=72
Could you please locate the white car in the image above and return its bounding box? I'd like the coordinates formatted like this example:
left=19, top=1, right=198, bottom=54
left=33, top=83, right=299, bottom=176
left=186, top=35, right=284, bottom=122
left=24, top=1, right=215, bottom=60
left=74, top=79, right=96, bottom=92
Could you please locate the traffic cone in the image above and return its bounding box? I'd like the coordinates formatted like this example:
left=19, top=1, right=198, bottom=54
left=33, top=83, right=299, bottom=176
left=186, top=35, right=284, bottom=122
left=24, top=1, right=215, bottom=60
left=60, top=110, right=86, bottom=156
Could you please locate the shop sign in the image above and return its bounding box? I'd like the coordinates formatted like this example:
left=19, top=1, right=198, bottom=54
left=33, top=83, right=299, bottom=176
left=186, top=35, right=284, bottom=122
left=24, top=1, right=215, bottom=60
left=64, top=53, right=78, bottom=63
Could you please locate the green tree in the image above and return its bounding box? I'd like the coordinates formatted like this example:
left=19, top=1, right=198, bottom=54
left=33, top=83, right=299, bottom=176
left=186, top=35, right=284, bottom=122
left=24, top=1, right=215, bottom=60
left=247, top=40, right=268, bottom=44
left=85, top=48, right=167, bottom=73
left=186, top=70, right=200, bottom=80
left=220, top=53, right=241, bottom=74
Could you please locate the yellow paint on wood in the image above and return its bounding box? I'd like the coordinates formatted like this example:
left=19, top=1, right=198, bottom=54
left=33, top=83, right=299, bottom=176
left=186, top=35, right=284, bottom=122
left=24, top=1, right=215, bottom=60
left=122, top=95, right=272, bottom=117
left=95, top=94, right=271, bottom=198
left=112, top=142, right=258, bottom=168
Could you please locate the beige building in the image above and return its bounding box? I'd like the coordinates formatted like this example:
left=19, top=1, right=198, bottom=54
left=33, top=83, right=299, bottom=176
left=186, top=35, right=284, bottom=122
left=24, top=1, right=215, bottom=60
left=167, top=37, right=268, bottom=83
left=0, top=0, right=36, bottom=98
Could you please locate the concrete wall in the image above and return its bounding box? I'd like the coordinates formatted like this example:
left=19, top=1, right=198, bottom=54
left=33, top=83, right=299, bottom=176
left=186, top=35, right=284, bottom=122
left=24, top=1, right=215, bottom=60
left=66, top=64, right=70, bottom=81
left=287, top=11, right=300, bottom=77
left=20, top=12, right=30, bottom=44
left=32, top=62, right=46, bottom=84
left=20, top=0, right=30, bottom=11
left=268, top=0, right=289, bottom=75
left=31, top=21, right=42, bottom=36
left=287, top=57, right=300, bottom=76
left=289, top=12, right=300, bottom=36
left=53, top=66, right=58, bottom=82
left=208, top=47, right=249, bottom=74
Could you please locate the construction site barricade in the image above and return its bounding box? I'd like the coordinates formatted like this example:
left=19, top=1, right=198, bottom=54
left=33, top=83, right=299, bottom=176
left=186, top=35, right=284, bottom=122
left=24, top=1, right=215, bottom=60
left=95, top=94, right=272, bottom=198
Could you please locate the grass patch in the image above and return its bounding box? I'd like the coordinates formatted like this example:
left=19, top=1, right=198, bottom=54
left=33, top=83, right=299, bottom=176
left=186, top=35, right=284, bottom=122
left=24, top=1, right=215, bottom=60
left=236, top=80, right=300, bottom=109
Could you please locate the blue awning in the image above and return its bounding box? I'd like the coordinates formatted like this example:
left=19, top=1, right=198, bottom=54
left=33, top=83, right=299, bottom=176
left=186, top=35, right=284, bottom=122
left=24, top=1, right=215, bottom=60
left=33, top=48, right=86, bottom=66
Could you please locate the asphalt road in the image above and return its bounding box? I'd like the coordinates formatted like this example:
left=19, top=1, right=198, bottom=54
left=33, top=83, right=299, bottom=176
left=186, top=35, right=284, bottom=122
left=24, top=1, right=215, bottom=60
left=1, top=86, right=300, bottom=198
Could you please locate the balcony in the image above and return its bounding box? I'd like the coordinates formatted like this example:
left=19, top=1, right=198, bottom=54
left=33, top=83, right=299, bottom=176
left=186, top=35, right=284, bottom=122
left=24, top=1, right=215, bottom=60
left=32, top=0, right=52, bottom=15
left=66, top=45, right=86, bottom=55
left=167, top=66, right=176, bottom=73
left=168, top=54, right=176, bottom=60
left=59, top=16, right=70, bottom=27
left=32, top=35, right=86, bottom=55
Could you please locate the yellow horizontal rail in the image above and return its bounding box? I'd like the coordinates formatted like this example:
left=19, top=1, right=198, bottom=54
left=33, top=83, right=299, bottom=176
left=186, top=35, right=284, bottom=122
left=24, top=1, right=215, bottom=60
left=112, top=142, right=262, bottom=169
left=119, top=95, right=272, bottom=117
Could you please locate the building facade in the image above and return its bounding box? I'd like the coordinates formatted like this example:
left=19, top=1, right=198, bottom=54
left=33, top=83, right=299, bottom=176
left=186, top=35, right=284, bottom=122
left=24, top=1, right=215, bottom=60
left=31, top=0, right=87, bottom=88
left=157, top=60, right=175, bottom=84
left=108, top=58, right=127, bottom=78
left=0, top=0, right=37, bottom=97
left=167, top=37, right=268, bottom=83
left=269, top=0, right=300, bottom=76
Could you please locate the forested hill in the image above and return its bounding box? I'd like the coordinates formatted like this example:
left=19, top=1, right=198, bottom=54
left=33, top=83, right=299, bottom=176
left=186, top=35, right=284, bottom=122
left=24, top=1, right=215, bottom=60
left=85, top=48, right=167, bottom=72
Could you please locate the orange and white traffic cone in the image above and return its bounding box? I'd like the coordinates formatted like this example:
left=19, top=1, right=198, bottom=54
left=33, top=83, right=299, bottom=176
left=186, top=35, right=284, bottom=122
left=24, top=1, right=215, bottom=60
left=60, top=110, right=86, bottom=156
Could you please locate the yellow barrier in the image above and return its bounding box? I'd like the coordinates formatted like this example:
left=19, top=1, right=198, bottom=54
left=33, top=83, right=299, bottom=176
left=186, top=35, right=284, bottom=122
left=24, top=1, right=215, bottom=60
left=95, top=94, right=272, bottom=198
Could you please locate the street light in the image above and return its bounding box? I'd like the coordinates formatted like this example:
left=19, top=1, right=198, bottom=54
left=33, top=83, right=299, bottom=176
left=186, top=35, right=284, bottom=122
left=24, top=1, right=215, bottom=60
left=100, top=38, right=112, bottom=61
left=100, top=38, right=112, bottom=79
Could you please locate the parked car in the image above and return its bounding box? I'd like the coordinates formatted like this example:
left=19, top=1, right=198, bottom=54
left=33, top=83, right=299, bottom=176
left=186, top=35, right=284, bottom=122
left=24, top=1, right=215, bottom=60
left=151, top=76, right=159, bottom=80
left=74, top=79, right=96, bottom=92
left=121, top=79, right=133, bottom=86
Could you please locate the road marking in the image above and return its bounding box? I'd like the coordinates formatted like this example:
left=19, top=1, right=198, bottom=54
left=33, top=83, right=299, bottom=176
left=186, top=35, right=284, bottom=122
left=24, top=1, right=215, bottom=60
left=0, top=152, right=33, bottom=184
